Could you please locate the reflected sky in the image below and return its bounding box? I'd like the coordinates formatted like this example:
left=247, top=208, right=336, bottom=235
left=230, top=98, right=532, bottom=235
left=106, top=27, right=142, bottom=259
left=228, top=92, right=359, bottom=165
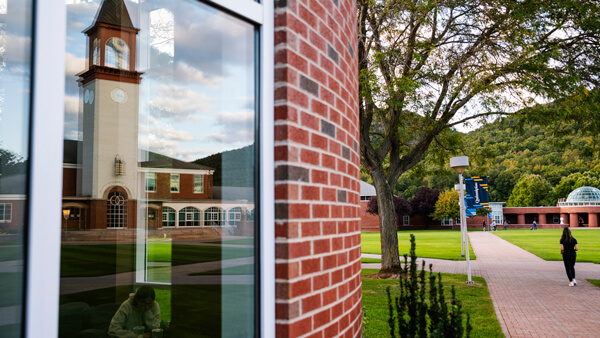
left=0, top=1, right=33, bottom=157
left=64, top=0, right=255, bottom=161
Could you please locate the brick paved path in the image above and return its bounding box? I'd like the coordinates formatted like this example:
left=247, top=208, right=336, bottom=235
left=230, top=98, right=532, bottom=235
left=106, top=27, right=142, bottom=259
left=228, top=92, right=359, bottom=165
left=363, top=232, right=600, bottom=337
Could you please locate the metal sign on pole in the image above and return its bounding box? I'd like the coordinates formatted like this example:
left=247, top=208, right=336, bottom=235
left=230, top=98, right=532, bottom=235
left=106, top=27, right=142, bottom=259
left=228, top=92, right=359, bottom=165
left=450, top=156, right=474, bottom=285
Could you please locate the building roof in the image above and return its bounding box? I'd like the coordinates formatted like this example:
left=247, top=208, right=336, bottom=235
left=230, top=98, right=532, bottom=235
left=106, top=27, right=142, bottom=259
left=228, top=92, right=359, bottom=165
left=63, top=139, right=214, bottom=171
left=360, top=181, right=376, bottom=197
left=92, top=0, right=136, bottom=29
left=0, top=173, right=27, bottom=195
left=566, top=186, right=600, bottom=203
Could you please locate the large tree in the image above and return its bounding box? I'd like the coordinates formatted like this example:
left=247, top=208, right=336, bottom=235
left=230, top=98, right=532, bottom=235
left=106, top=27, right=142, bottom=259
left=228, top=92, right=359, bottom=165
left=358, top=0, right=600, bottom=272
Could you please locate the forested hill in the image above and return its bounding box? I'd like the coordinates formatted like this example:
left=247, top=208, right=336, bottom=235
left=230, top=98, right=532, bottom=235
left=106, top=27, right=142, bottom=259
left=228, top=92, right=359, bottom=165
left=463, top=116, right=600, bottom=202
left=193, top=144, right=255, bottom=187
left=393, top=115, right=600, bottom=204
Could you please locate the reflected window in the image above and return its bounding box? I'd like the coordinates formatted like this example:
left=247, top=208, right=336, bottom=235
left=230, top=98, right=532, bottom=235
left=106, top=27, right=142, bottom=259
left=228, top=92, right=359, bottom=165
left=105, top=37, right=129, bottom=69
left=162, top=206, right=176, bottom=227
left=92, top=38, right=100, bottom=65
left=193, top=175, right=203, bottom=193
left=205, top=207, right=224, bottom=226
left=107, top=191, right=127, bottom=228
left=179, top=207, right=200, bottom=226
left=0, top=203, right=11, bottom=222
left=170, top=174, right=179, bottom=192
left=228, top=207, right=242, bottom=226
left=146, top=173, right=156, bottom=192
left=179, top=207, right=200, bottom=227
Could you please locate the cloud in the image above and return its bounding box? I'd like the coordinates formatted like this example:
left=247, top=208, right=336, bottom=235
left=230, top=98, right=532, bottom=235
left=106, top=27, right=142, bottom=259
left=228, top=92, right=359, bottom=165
left=64, top=95, right=80, bottom=117
left=65, top=53, right=86, bottom=77
left=148, top=84, right=210, bottom=120
left=139, top=121, right=195, bottom=142
left=172, top=62, right=221, bottom=87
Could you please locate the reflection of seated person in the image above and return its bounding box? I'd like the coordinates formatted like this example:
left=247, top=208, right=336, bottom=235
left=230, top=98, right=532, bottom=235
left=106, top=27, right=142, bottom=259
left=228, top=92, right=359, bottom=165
left=109, top=286, right=160, bottom=337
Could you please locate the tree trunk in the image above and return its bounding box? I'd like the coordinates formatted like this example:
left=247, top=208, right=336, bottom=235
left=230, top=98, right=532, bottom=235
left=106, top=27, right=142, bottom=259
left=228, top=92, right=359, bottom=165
left=371, top=169, right=401, bottom=273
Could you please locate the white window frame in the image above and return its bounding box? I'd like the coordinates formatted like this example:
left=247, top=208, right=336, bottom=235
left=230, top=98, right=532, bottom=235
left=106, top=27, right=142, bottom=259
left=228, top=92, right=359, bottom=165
left=27, top=1, right=273, bottom=337
left=403, top=215, right=410, bottom=226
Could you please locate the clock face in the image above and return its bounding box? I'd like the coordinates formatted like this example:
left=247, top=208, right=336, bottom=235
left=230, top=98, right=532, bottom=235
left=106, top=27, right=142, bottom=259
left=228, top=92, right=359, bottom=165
left=89, top=90, right=94, bottom=104
left=110, top=88, right=128, bottom=104
left=84, top=89, right=89, bottom=104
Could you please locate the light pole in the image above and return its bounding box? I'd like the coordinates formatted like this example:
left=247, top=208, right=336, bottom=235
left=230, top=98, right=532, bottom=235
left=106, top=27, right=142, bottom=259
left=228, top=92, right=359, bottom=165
left=450, top=156, right=473, bottom=284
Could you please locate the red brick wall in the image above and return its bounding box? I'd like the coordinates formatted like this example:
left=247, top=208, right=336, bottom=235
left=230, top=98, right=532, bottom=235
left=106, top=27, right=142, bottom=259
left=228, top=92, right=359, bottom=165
left=274, top=0, right=361, bottom=336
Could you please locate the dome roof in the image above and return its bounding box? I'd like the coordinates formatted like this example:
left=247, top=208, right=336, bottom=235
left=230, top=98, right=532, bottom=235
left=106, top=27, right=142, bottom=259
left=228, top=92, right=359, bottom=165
left=566, top=186, right=600, bottom=203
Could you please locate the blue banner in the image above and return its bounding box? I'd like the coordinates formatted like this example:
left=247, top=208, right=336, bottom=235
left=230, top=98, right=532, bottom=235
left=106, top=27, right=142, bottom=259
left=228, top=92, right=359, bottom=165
left=464, top=176, right=489, bottom=210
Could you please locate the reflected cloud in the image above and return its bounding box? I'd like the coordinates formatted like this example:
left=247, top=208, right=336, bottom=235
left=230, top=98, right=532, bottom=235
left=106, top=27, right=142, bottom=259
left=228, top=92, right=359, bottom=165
left=149, top=84, right=210, bottom=121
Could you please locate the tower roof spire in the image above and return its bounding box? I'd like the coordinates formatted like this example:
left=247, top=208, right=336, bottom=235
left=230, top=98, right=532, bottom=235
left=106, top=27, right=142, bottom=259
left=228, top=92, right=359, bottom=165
left=93, top=0, right=135, bottom=29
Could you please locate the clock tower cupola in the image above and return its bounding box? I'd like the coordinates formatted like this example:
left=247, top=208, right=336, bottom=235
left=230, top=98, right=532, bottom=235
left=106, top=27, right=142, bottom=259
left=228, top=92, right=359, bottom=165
left=78, top=0, right=142, bottom=85
left=79, top=0, right=142, bottom=206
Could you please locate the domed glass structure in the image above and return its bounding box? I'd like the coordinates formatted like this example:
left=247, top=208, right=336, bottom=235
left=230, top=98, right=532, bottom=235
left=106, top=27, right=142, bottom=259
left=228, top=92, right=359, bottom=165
left=560, top=186, right=600, bottom=206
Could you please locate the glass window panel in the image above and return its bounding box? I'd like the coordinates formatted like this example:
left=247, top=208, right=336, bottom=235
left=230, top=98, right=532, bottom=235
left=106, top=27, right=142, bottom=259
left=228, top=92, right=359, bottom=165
left=0, top=1, right=33, bottom=336
left=61, top=1, right=257, bottom=336
left=170, top=173, right=179, bottom=192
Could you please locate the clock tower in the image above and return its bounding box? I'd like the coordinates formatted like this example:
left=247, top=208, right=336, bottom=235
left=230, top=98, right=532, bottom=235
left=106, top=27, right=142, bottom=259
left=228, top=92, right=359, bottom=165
left=78, top=0, right=142, bottom=227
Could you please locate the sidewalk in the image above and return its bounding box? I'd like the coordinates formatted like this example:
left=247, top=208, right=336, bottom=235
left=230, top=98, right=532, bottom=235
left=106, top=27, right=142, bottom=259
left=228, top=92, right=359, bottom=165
left=362, top=232, right=600, bottom=337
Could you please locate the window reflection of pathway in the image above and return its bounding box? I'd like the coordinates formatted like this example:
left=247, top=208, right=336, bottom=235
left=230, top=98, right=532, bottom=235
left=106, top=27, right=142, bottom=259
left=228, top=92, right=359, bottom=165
left=59, top=241, right=255, bottom=295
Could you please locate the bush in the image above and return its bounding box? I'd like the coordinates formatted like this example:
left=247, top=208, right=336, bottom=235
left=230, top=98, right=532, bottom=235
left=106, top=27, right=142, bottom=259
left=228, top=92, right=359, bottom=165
left=386, top=234, right=472, bottom=337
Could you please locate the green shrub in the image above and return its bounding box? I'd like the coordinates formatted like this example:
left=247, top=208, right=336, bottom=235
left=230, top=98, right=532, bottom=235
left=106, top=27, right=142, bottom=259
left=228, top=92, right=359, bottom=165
left=386, top=234, right=472, bottom=337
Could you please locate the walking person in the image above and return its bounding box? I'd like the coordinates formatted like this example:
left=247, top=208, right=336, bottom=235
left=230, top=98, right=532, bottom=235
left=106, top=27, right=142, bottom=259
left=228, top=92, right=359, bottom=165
left=560, top=227, right=579, bottom=287
left=503, top=220, right=507, bottom=231
left=531, top=220, right=537, bottom=230
left=482, top=219, right=486, bottom=232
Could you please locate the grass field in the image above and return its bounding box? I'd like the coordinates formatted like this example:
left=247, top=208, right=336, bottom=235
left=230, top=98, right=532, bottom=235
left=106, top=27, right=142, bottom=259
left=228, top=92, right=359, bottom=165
left=60, top=243, right=253, bottom=277
left=493, top=229, right=600, bottom=263
left=587, top=279, right=600, bottom=288
left=362, top=269, right=503, bottom=337
left=362, top=230, right=476, bottom=260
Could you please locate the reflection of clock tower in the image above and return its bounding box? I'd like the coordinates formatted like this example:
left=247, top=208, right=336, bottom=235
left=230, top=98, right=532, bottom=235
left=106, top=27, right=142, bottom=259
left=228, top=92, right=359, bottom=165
left=77, top=0, right=142, bottom=227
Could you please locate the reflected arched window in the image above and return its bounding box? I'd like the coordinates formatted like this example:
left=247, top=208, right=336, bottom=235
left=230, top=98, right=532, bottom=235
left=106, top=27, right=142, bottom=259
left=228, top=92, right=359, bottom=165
left=105, top=37, right=129, bottom=70
left=205, top=207, right=224, bottom=226
left=92, top=38, right=100, bottom=66
left=163, top=206, right=176, bottom=227
left=178, top=207, right=199, bottom=226
left=107, top=191, right=127, bottom=228
left=228, top=207, right=242, bottom=226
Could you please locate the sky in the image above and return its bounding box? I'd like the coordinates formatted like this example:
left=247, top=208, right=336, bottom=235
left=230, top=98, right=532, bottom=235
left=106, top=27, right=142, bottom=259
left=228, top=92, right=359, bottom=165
left=64, top=0, right=256, bottom=162
left=0, top=0, right=33, bottom=160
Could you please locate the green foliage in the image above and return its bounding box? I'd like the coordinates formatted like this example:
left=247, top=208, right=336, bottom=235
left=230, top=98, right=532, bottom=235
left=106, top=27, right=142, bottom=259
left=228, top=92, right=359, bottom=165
left=507, top=174, right=555, bottom=207
left=431, top=190, right=459, bottom=221
left=554, top=171, right=600, bottom=199
left=193, top=144, right=255, bottom=187
left=386, top=235, right=472, bottom=337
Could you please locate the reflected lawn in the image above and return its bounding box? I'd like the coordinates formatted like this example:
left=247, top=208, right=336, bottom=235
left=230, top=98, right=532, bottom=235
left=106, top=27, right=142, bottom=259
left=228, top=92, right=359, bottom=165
left=60, top=285, right=171, bottom=323
left=0, top=273, right=23, bottom=307
left=60, top=243, right=253, bottom=277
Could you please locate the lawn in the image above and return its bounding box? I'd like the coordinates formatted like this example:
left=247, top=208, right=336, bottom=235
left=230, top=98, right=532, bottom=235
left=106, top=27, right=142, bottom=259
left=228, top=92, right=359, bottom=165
left=60, top=243, right=254, bottom=277
left=493, top=229, right=600, bottom=263
left=362, top=269, right=503, bottom=337
left=587, top=279, right=600, bottom=288
left=362, top=230, right=476, bottom=260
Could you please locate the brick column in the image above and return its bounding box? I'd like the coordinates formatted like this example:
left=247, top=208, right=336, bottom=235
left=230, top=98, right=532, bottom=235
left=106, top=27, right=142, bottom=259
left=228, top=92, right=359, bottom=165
left=517, top=214, right=526, bottom=225
left=274, top=0, right=361, bottom=337
left=588, top=213, right=598, bottom=227
left=560, top=213, right=569, bottom=225
left=570, top=213, right=579, bottom=227
left=538, top=213, right=547, bottom=225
